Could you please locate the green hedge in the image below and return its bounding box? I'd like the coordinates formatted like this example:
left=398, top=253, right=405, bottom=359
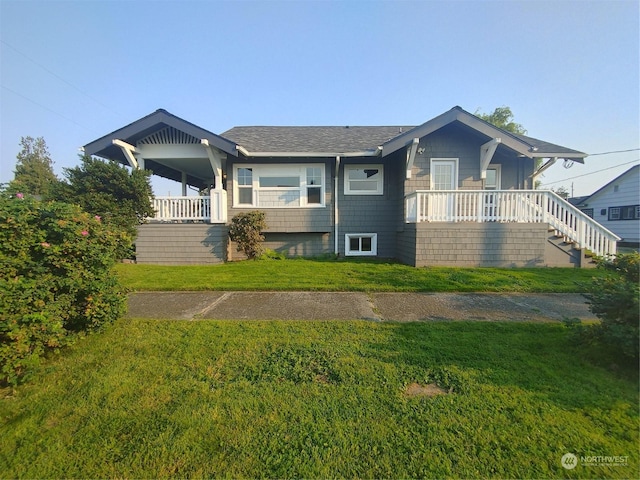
left=0, top=192, right=128, bottom=385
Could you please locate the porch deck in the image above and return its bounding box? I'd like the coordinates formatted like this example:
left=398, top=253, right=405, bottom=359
left=405, top=190, right=619, bottom=257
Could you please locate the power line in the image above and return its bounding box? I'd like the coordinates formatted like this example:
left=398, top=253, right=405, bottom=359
left=0, top=40, right=122, bottom=118
left=588, top=148, right=640, bottom=156
left=2, top=84, right=95, bottom=132
left=540, top=159, right=640, bottom=186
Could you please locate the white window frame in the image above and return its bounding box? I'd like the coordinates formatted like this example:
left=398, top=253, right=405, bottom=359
left=344, top=164, right=384, bottom=195
left=233, top=164, right=325, bottom=208
left=608, top=207, right=621, bottom=221
left=345, top=233, right=377, bottom=256
left=430, top=158, right=459, bottom=191
left=485, top=164, right=502, bottom=190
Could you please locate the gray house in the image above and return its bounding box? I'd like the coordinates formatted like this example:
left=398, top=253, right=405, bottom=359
left=84, top=106, right=619, bottom=267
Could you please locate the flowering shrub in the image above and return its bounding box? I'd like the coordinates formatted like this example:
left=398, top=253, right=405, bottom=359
left=0, top=192, right=128, bottom=385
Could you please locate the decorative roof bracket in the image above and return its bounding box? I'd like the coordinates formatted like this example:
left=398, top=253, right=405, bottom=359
left=112, top=139, right=140, bottom=169
left=406, top=138, right=420, bottom=179
left=480, top=138, right=501, bottom=179
left=201, top=139, right=224, bottom=189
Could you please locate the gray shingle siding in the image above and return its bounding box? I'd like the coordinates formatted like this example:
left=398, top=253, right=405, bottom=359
left=136, top=224, right=227, bottom=264
left=406, top=123, right=535, bottom=193
left=403, top=223, right=577, bottom=267
left=338, top=158, right=401, bottom=258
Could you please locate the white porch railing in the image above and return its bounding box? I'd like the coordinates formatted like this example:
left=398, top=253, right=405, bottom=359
left=150, top=190, right=227, bottom=223
left=405, top=190, right=620, bottom=257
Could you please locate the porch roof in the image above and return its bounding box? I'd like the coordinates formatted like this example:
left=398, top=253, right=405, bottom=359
left=380, top=106, right=587, bottom=162
left=83, top=109, right=238, bottom=163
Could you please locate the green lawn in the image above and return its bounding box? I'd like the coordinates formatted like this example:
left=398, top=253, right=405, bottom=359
left=1, top=319, right=637, bottom=478
left=116, top=258, right=607, bottom=292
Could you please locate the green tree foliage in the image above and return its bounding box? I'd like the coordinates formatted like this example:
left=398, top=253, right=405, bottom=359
left=578, top=253, right=640, bottom=360
left=55, top=156, right=155, bottom=258
left=475, top=106, right=527, bottom=135
left=551, top=186, right=570, bottom=200
left=0, top=191, right=127, bottom=385
left=228, top=211, right=267, bottom=260
left=8, top=136, right=59, bottom=197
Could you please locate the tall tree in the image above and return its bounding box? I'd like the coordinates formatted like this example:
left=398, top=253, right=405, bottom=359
left=55, top=155, right=155, bottom=258
left=475, top=106, right=527, bottom=135
left=9, top=136, right=59, bottom=197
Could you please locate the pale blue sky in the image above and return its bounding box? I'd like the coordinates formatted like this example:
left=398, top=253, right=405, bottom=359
left=1, top=0, right=638, bottom=196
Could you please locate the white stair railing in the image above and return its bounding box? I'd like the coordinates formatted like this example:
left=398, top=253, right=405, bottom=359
left=405, top=190, right=619, bottom=257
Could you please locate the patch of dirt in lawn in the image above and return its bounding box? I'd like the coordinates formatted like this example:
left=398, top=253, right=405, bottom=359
left=404, top=382, right=449, bottom=398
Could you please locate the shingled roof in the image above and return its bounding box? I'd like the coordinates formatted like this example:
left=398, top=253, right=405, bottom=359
left=221, top=125, right=414, bottom=154
left=221, top=107, right=586, bottom=161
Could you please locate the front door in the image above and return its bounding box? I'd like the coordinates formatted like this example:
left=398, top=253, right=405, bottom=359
left=430, top=159, right=458, bottom=220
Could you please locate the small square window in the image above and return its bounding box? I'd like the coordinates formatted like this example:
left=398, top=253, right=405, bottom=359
left=345, top=234, right=377, bottom=256
left=581, top=208, right=594, bottom=218
left=609, top=207, right=621, bottom=220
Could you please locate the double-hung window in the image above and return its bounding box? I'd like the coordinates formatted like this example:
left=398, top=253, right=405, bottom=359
left=237, top=168, right=253, bottom=205
left=344, top=165, right=384, bottom=195
left=234, top=164, right=325, bottom=208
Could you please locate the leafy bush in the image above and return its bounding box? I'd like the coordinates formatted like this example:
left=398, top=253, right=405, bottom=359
left=0, top=192, right=127, bottom=385
left=228, top=210, right=267, bottom=260
left=53, top=155, right=154, bottom=259
left=580, top=253, right=640, bottom=360
left=259, top=248, right=286, bottom=260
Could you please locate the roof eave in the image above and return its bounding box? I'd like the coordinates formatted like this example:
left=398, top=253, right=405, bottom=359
left=236, top=147, right=382, bottom=158
left=380, top=106, right=584, bottom=161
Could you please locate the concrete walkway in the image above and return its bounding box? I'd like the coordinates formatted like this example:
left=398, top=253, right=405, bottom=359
left=127, top=292, right=597, bottom=322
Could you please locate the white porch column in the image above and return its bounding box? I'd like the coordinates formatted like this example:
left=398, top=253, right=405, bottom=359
left=181, top=172, right=187, bottom=196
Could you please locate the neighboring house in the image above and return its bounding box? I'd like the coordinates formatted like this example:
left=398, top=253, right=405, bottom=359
left=84, top=106, right=619, bottom=267
left=571, top=165, right=640, bottom=245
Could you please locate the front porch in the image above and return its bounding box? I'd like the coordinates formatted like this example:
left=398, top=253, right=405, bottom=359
left=405, top=190, right=619, bottom=258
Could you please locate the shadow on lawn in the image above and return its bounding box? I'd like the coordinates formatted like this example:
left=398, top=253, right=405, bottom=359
left=365, top=321, right=639, bottom=411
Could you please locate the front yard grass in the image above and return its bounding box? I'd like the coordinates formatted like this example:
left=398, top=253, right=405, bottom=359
left=115, top=258, right=607, bottom=292
left=1, top=319, right=637, bottom=478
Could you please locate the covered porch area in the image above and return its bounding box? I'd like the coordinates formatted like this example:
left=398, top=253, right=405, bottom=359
left=83, top=109, right=237, bottom=224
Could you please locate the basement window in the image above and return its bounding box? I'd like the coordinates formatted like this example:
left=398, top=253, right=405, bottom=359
left=345, top=233, right=377, bottom=256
